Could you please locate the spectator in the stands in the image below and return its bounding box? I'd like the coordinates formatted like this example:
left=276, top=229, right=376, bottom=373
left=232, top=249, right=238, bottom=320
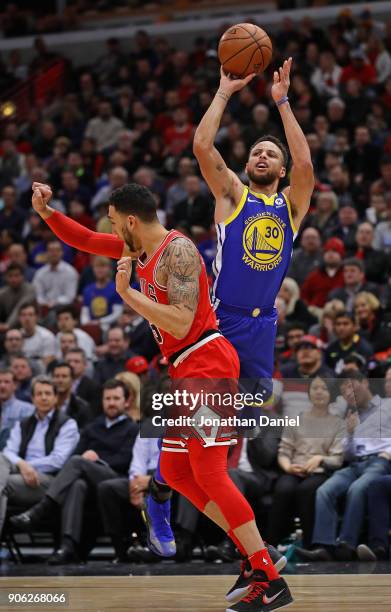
left=55, top=305, right=96, bottom=364
left=0, top=139, right=25, bottom=187
left=0, top=369, right=34, bottom=450
left=163, top=106, right=194, bottom=157
left=354, top=292, right=391, bottom=354
left=115, top=371, right=141, bottom=422
left=172, top=175, right=213, bottom=232
left=373, top=210, right=391, bottom=253
left=311, top=50, right=342, bottom=98
left=344, top=125, right=382, bottom=182
left=116, top=304, right=158, bottom=362
left=0, top=264, right=36, bottom=333
left=0, top=329, right=24, bottom=368
left=297, top=370, right=391, bottom=562
left=279, top=323, right=306, bottom=367
left=56, top=332, right=78, bottom=361
left=278, top=278, right=317, bottom=328
left=94, top=327, right=134, bottom=386
left=10, top=355, right=34, bottom=402
left=309, top=299, right=345, bottom=345
left=301, top=238, right=345, bottom=308
left=351, top=222, right=390, bottom=285
left=5, top=243, right=35, bottom=283
left=10, top=379, right=138, bottom=564
left=288, top=227, right=322, bottom=286
left=325, top=205, right=358, bottom=253
left=357, top=470, right=391, bottom=562
left=327, top=164, right=353, bottom=207
left=51, top=362, right=93, bottom=429
left=32, top=240, right=78, bottom=309
left=18, top=302, right=56, bottom=369
left=91, top=166, right=129, bottom=212
left=328, top=258, right=378, bottom=311
left=0, top=185, right=25, bottom=235
left=0, top=375, right=79, bottom=541
left=325, top=311, right=373, bottom=374
left=85, top=100, right=124, bottom=152
left=279, top=335, right=333, bottom=419
left=81, top=257, right=123, bottom=331
left=304, top=191, right=339, bottom=236
left=65, top=348, right=101, bottom=416
left=366, top=193, right=388, bottom=227
left=268, top=376, right=344, bottom=548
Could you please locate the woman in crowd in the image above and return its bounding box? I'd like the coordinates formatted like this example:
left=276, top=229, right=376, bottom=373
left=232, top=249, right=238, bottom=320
left=354, top=291, right=391, bottom=354
left=278, top=277, right=318, bottom=328
left=267, top=376, right=345, bottom=548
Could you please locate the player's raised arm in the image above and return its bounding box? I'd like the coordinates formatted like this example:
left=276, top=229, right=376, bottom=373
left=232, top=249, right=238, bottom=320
left=31, top=182, right=132, bottom=259
left=116, top=238, right=201, bottom=339
left=272, top=58, right=315, bottom=229
left=193, top=68, right=254, bottom=224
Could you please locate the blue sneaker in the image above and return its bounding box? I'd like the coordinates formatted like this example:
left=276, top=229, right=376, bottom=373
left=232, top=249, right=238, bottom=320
left=141, top=495, right=176, bottom=557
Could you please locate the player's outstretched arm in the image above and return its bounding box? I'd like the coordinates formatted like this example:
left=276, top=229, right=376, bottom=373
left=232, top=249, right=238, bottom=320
left=116, top=238, right=201, bottom=340
left=193, top=68, right=254, bottom=224
left=32, top=182, right=130, bottom=259
left=272, top=58, right=314, bottom=229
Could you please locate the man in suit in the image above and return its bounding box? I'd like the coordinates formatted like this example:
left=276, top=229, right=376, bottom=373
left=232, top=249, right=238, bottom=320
left=328, top=258, right=379, bottom=311
left=51, top=362, right=93, bottom=429
left=65, top=348, right=102, bottom=416
left=0, top=375, right=79, bottom=539
left=11, top=379, right=138, bottom=564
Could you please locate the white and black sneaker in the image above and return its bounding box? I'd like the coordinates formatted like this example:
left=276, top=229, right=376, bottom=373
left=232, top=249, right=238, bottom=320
left=226, top=573, right=293, bottom=612
left=226, top=545, right=287, bottom=604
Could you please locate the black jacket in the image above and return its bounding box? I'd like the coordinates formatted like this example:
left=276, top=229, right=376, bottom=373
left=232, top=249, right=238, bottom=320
left=76, top=376, right=102, bottom=416
left=65, top=394, right=94, bottom=430
left=73, top=415, right=138, bottom=475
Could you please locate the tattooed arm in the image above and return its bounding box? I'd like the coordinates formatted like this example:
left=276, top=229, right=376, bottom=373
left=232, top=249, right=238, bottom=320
left=116, top=238, right=201, bottom=340
left=193, top=70, right=249, bottom=224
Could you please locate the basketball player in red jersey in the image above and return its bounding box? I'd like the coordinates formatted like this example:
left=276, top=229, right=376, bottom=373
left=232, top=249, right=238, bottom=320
left=32, top=181, right=293, bottom=611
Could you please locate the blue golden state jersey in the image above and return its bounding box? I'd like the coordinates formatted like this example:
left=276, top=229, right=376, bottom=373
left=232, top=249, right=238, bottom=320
left=212, top=186, right=297, bottom=310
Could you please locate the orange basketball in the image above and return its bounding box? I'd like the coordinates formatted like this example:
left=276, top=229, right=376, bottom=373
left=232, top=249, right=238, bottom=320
left=218, top=23, right=273, bottom=78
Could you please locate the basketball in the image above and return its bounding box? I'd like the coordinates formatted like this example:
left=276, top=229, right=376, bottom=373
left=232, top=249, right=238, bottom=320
left=218, top=23, right=273, bottom=78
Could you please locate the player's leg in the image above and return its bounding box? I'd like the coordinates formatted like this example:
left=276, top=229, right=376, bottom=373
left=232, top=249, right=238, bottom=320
left=186, top=439, right=293, bottom=612
left=142, top=439, right=176, bottom=557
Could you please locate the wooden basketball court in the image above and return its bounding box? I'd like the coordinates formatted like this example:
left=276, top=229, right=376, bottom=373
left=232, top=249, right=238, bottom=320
left=1, top=574, right=390, bottom=611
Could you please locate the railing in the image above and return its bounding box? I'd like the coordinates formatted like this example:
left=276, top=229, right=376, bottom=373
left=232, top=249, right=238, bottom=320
left=0, top=59, right=66, bottom=123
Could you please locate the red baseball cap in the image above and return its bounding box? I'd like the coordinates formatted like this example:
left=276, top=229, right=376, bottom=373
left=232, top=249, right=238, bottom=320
left=125, top=355, right=148, bottom=374
left=296, top=335, right=324, bottom=350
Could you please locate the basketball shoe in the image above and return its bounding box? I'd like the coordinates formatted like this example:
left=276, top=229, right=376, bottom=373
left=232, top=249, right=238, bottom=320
left=141, top=495, right=176, bottom=557
left=226, top=545, right=287, bottom=604
left=226, top=571, right=293, bottom=611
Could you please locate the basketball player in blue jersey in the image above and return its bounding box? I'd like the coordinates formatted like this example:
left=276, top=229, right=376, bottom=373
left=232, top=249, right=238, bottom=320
left=193, top=57, right=314, bottom=408
left=143, top=58, right=314, bottom=611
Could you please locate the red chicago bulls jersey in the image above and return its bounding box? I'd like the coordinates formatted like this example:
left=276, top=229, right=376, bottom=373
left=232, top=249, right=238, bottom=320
left=136, top=230, right=218, bottom=359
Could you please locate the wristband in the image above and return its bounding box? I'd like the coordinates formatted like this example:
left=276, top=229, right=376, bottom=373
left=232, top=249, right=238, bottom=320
left=276, top=95, right=289, bottom=107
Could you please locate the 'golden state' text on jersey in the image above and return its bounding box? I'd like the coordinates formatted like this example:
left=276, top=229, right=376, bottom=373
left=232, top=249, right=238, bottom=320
left=212, top=186, right=297, bottom=310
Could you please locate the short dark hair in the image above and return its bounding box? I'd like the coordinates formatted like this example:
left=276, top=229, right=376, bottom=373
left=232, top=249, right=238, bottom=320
left=103, top=378, right=129, bottom=400
left=308, top=375, right=338, bottom=403
left=6, top=263, right=24, bottom=275
left=66, top=348, right=87, bottom=361
left=249, top=135, right=289, bottom=167
left=343, top=257, right=364, bottom=272
left=0, top=368, right=15, bottom=381
left=52, top=362, right=74, bottom=377
left=335, top=311, right=355, bottom=323
left=338, top=369, right=366, bottom=383
left=56, top=304, right=77, bottom=319
left=109, top=183, right=158, bottom=223
left=19, top=301, right=38, bottom=315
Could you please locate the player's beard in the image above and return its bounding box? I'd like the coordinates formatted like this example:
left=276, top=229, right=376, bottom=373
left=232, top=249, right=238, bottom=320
left=122, top=224, right=138, bottom=252
left=247, top=167, right=279, bottom=186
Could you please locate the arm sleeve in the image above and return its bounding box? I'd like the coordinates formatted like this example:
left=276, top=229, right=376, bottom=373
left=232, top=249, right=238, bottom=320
left=45, top=211, right=124, bottom=259
left=3, top=422, right=23, bottom=465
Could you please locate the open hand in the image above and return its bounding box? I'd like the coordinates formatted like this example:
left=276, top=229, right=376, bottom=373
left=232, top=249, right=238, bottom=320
left=271, top=57, right=292, bottom=103
left=218, top=66, right=256, bottom=97
left=116, top=257, right=132, bottom=294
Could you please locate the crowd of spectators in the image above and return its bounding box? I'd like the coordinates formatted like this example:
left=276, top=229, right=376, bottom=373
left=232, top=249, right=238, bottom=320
left=1, top=7, right=391, bottom=564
